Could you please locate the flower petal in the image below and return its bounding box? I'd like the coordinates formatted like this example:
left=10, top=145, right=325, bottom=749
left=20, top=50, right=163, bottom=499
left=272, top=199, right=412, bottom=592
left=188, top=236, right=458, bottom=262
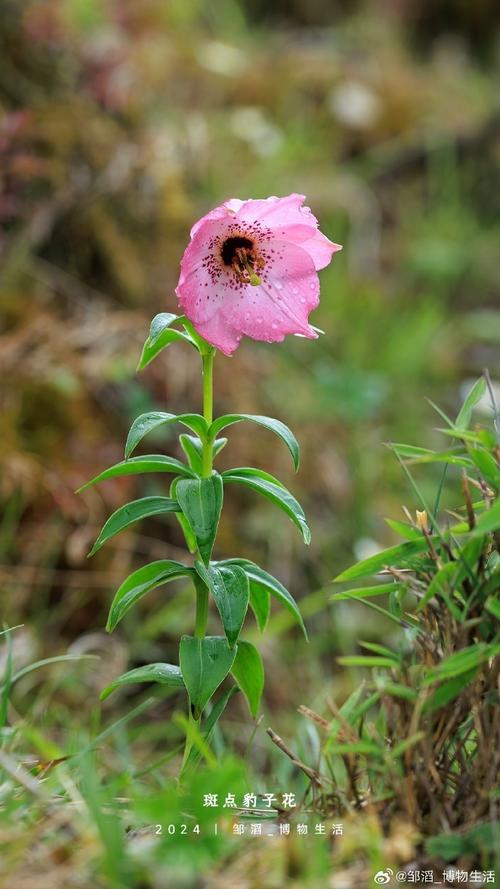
left=278, top=224, right=342, bottom=270
left=231, top=194, right=341, bottom=270
left=234, top=193, right=311, bottom=227
left=178, top=239, right=320, bottom=355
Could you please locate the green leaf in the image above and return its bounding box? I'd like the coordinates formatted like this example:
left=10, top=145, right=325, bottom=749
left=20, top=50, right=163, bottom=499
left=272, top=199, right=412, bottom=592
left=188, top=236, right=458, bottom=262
left=230, top=641, right=264, bottom=718
left=195, top=562, right=249, bottom=648
left=249, top=583, right=270, bottom=632
left=100, top=663, right=184, bottom=701
left=331, top=582, right=403, bottom=601
left=328, top=741, right=382, bottom=756
left=169, top=477, right=197, bottom=553
left=182, top=685, right=240, bottom=775
left=137, top=313, right=195, bottom=370
left=88, top=496, right=179, bottom=557
left=422, top=669, right=477, bottom=714
left=106, top=561, right=194, bottom=631
left=485, top=595, right=500, bottom=619
left=218, top=558, right=307, bottom=639
left=416, top=561, right=458, bottom=612
left=176, top=474, right=224, bottom=564
left=222, top=468, right=310, bottom=544
left=374, top=679, right=417, bottom=702
left=3, top=654, right=98, bottom=692
left=359, top=641, right=399, bottom=661
left=468, top=447, right=500, bottom=489
left=77, top=455, right=194, bottom=491
left=426, top=823, right=496, bottom=861
left=389, top=732, right=425, bottom=759
left=179, top=435, right=203, bottom=474
left=334, top=538, right=431, bottom=582
left=179, top=635, right=237, bottom=715
left=125, top=412, right=208, bottom=459
left=455, top=377, right=486, bottom=430
left=337, top=656, right=397, bottom=668
left=222, top=466, right=287, bottom=488
left=0, top=630, right=12, bottom=728
left=179, top=434, right=227, bottom=475
left=471, top=497, right=500, bottom=535
left=334, top=592, right=408, bottom=627
left=424, top=643, right=500, bottom=684
left=210, top=414, right=300, bottom=471
left=389, top=443, right=471, bottom=467
left=384, top=519, right=424, bottom=541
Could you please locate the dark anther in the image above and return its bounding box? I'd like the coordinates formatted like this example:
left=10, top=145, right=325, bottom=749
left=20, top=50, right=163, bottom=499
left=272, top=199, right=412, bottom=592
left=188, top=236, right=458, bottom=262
left=221, top=236, right=254, bottom=266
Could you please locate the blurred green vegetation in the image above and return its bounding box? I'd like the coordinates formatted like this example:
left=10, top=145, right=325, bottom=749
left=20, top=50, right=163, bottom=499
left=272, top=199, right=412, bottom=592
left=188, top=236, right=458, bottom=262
left=1, top=0, right=500, bottom=885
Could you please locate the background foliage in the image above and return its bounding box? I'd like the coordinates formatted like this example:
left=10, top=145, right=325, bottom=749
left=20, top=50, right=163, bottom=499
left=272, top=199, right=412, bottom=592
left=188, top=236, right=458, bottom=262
left=1, top=0, right=499, bottom=885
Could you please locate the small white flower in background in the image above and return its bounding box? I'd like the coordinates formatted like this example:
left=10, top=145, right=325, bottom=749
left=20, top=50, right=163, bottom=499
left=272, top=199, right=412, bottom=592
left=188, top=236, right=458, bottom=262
left=353, top=537, right=382, bottom=562
left=329, top=80, right=381, bottom=129
left=230, top=106, right=284, bottom=157
left=197, top=41, right=247, bottom=77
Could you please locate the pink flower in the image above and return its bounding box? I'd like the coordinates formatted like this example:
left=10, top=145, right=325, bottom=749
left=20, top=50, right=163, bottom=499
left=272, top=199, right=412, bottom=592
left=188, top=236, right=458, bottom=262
left=175, top=194, right=341, bottom=356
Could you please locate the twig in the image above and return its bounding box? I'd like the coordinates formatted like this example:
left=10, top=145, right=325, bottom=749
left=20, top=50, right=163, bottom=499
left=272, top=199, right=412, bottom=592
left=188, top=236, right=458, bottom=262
left=266, top=727, right=323, bottom=787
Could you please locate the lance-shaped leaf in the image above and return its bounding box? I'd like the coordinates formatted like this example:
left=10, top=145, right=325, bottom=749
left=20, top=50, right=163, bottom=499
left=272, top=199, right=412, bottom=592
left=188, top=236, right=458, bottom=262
left=179, top=434, right=228, bottom=475
left=100, top=663, right=184, bottom=701
left=182, top=685, right=240, bottom=776
left=179, top=635, right=237, bottom=715
left=334, top=538, right=435, bottom=583
left=195, top=562, right=249, bottom=648
left=249, top=583, right=270, bottom=632
left=455, top=377, right=486, bottom=430
left=218, top=558, right=307, bottom=639
left=209, top=414, right=300, bottom=471
left=222, top=468, right=310, bottom=544
left=176, top=474, right=223, bottom=563
left=230, top=640, right=264, bottom=718
left=472, top=497, right=500, bottom=536
left=125, top=412, right=208, bottom=459
left=76, top=455, right=195, bottom=492
left=137, top=313, right=196, bottom=370
left=88, top=496, right=180, bottom=557
left=106, top=560, right=194, bottom=631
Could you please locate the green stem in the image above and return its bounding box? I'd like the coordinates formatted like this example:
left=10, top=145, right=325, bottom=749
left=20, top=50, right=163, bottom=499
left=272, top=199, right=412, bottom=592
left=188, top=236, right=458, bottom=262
left=194, top=574, right=208, bottom=639
left=180, top=345, right=215, bottom=779
left=201, top=349, right=214, bottom=478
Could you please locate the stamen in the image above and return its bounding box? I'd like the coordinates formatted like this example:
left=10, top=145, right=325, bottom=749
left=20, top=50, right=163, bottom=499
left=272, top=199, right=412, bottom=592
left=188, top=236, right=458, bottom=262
left=220, top=234, right=264, bottom=286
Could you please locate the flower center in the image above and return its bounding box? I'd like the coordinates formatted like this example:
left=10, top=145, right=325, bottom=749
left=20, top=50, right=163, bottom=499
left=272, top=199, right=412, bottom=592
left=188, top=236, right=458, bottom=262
left=220, top=235, right=263, bottom=286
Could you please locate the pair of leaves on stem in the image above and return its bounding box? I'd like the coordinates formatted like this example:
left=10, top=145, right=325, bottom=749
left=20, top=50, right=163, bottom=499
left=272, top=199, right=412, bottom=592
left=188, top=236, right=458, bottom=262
left=180, top=635, right=264, bottom=719
left=100, top=555, right=307, bottom=717
left=105, top=556, right=307, bottom=640
left=174, top=469, right=311, bottom=564
left=82, top=465, right=310, bottom=561
left=124, top=408, right=300, bottom=471
left=100, top=636, right=263, bottom=721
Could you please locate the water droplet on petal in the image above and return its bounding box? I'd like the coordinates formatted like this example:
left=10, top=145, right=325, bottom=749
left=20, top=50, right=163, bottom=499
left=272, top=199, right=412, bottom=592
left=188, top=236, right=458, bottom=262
left=300, top=297, right=306, bottom=304
left=275, top=281, right=283, bottom=290
left=236, top=335, right=242, bottom=342
left=244, top=313, right=250, bottom=320
left=271, top=322, right=278, bottom=329
left=310, top=282, right=316, bottom=290
left=292, top=287, right=299, bottom=295
left=256, top=316, right=263, bottom=324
